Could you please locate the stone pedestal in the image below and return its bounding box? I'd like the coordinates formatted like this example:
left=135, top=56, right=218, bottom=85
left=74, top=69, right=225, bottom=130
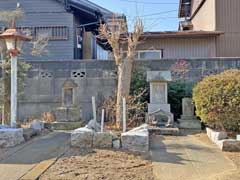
left=178, top=98, right=201, bottom=129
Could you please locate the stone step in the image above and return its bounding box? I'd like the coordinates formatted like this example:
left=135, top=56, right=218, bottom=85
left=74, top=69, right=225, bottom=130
left=148, top=127, right=180, bottom=136
left=48, top=122, right=84, bottom=130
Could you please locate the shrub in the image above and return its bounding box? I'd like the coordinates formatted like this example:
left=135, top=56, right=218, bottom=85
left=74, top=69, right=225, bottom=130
left=192, top=69, right=240, bottom=132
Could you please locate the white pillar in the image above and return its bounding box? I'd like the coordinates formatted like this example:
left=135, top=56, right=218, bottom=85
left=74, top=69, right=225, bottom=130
left=101, top=109, right=105, bottom=133
left=122, top=97, right=126, bottom=133
left=92, top=96, right=97, bottom=122
left=11, top=56, right=17, bottom=128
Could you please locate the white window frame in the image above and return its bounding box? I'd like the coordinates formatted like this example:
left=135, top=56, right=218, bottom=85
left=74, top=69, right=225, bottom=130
left=137, top=50, right=163, bottom=60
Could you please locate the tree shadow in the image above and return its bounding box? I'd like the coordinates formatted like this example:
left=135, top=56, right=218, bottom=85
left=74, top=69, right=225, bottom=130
left=149, top=135, right=207, bottom=165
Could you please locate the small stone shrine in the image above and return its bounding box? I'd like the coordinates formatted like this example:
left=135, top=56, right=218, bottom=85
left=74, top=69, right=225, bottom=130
left=178, top=98, right=201, bottom=129
left=147, top=71, right=174, bottom=127
left=52, top=79, right=83, bottom=130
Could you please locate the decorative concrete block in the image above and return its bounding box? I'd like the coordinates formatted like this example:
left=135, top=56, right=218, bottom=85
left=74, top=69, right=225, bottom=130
left=30, top=120, right=44, bottom=131
left=0, top=128, right=25, bottom=148
left=71, top=127, right=94, bottom=148
left=93, top=132, right=112, bottom=148
left=121, top=124, right=149, bottom=153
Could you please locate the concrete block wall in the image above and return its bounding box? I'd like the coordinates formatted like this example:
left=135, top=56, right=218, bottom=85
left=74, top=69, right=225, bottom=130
left=16, top=58, right=240, bottom=122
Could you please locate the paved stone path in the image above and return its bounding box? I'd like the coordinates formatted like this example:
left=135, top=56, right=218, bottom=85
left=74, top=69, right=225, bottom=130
left=0, top=132, right=70, bottom=180
left=150, top=135, right=237, bottom=180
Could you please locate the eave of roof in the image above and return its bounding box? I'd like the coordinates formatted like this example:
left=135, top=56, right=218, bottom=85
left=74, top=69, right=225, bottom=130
left=68, top=0, right=113, bottom=20
left=142, top=31, right=224, bottom=38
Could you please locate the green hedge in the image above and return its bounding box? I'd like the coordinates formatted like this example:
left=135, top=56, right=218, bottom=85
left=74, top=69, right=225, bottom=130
left=193, top=69, right=240, bottom=132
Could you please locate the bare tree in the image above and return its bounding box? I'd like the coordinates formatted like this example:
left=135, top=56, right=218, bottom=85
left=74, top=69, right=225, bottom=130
left=99, top=16, right=143, bottom=128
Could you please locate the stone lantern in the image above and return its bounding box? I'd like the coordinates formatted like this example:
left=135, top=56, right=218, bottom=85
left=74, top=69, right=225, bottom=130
left=0, top=21, right=31, bottom=127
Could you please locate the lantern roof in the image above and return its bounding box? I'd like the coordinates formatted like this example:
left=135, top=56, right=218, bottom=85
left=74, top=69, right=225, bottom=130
left=0, top=28, right=31, bottom=41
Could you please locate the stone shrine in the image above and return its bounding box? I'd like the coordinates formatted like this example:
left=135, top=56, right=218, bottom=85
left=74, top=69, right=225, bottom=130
left=178, top=98, right=201, bottom=129
left=147, top=71, right=174, bottom=127
left=52, top=79, right=83, bottom=130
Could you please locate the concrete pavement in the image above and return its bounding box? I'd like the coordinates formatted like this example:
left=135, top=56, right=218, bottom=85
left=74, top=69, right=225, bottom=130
left=150, top=134, right=237, bottom=180
left=0, top=132, right=70, bottom=180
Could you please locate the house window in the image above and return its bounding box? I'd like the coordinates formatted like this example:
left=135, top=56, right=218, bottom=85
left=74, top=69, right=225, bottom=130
left=18, top=26, right=69, bottom=40
left=137, top=50, right=163, bottom=60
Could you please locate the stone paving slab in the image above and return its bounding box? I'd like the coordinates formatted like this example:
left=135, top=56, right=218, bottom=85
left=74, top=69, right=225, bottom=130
left=150, top=135, right=236, bottom=180
left=0, top=132, right=70, bottom=180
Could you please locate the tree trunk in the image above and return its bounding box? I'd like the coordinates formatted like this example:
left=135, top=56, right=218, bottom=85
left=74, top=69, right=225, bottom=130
left=116, top=59, right=133, bottom=129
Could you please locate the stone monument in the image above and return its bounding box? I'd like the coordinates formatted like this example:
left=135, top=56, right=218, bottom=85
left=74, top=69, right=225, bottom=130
left=147, top=71, right=174, bottom=127
left=178, top=98, right=201, bottom=129
left=52, top=79, right=83, bottom=130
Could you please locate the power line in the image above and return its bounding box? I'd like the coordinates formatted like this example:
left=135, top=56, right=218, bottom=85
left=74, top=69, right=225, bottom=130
left=120, top=0, right=178, bottom=5
left=127, top=17, right=178, bottom=20
left=140, top=10, right=177, bottom=17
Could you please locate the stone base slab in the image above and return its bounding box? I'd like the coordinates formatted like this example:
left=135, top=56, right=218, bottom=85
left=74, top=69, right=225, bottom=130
left=54, top=107, right=82, bottom=122
left=178, top=119, right=201, bottom=129
left=51, top=122, right=83, bottom=130
left=148, top=127, right=180, bottom=136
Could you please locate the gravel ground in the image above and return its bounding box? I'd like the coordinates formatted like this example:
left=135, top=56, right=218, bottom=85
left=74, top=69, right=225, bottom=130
left=40, top=148, right=154, bottom=180
left=192, top=132, right=240, bottom=180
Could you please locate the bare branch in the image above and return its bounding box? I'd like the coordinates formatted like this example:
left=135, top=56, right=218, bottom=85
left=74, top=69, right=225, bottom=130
left=31, top=33, right=49, bottom=56
left=0, top=8, right=24, bottom=26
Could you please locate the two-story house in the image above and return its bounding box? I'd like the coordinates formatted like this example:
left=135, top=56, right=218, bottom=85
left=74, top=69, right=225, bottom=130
left=132, top=0, right=240, bottom=60
left=0, top=0, right=114, bottom=60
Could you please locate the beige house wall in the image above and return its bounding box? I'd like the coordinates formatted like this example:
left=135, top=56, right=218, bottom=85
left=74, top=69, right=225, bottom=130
left=215, top=0, right=240, bottom=57
left=136, top=37, right=216, bottom=59
left=191, top=0, right=216, bottom=31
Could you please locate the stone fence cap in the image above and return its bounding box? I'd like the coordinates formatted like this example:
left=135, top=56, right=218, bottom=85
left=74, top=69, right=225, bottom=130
left=147, top=71, right=172, bottom=82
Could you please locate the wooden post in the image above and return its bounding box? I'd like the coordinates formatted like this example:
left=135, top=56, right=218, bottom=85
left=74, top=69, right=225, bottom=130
left=11, top=56, right=17, bottom=128
left=122, top=97, right=126, bottom=133
left=101, top=109, right=105, bottom=133
left=92, top=96, right=97, bottom=122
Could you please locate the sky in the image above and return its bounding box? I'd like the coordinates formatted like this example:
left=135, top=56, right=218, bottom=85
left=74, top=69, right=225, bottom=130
left=90, top=0, right=180, bottom=32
